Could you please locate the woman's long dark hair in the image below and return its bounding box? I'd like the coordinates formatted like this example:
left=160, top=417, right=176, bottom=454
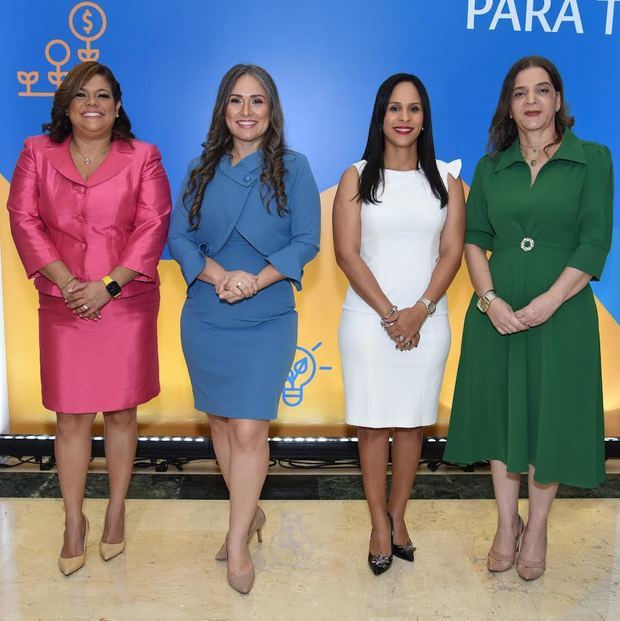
left=43, top=61, right=134, bottom=143
left=184, top=64, right=287, bottom=229
left=359, top=73, right=448, bottom=208
left=488, top=56, right=574, bottom=156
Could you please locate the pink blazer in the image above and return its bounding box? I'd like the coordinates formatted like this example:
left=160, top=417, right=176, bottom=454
left=7, top=135, right=171, bottom=298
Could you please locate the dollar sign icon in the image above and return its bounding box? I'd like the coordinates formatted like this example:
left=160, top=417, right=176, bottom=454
left=82, top=8, right=94, bottom=34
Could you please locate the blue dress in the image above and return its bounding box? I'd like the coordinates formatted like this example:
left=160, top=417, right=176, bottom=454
left=168, top=150, right=320, bottom=419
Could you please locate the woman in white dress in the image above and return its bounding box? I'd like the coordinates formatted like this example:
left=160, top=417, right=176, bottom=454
left=333, top=73, right=465, bottom=575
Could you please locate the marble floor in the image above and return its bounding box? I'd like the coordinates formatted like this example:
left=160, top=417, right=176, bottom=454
left=0, top=498, right=619, bottom=621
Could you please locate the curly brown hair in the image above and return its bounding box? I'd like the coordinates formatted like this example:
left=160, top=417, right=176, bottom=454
left=488, top=56, right=574, bottom=156
left=43, top=61, right=134, bottom=143
left=184, top=64, right=287, bottom=229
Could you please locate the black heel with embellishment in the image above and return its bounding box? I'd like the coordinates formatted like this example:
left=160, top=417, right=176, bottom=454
left=367, top=517, right=393, bottom=576
left=367, top=549, right=393, bottom=575
left=388, top=512, right=416, bottom=562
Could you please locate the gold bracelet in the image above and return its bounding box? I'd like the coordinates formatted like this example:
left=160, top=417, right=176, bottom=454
left=59, top=276, right=76, bottom=291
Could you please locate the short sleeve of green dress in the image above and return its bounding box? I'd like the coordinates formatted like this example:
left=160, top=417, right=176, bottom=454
left=444, top=129, right=614, bottom=488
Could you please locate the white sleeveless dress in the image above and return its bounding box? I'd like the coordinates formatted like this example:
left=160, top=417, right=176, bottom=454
left=338, top=159, right=462, bottom=428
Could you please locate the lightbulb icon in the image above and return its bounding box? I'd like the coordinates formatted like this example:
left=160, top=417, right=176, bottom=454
left=282, top=346, right=316, bottom=407
left=281, top=342, right=332, bottom=407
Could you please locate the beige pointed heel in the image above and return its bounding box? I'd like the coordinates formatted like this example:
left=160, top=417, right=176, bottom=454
left=215, top=506, right=265, bottom=561
left=58, top=515, right=89, bottom=576
left=100, top=504, right=126, bottom=561
left=228, top=567, right=255, bottom=594
left=100, top=538, right=126, bottom=561
left=226, top=539, right=255, bottom=594
left=487, top=515, right=524, bottom=572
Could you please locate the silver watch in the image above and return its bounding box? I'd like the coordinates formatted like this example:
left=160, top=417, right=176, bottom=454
left=417, top=297, right=436, bottom=316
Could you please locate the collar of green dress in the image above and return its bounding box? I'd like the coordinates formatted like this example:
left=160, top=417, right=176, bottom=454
left=493, top=126, right=586, bottom=172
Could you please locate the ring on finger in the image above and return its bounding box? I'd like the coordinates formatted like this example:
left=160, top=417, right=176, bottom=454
left=397, top=335, right=405, bottom=343
left=82, top=304, right=89, bottom=311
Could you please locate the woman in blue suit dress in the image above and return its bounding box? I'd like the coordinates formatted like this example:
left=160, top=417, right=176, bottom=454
left=168, top=64, right=320, bottom=594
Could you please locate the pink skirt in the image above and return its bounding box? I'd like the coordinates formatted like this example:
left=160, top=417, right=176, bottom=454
left=38, top=289, right=160, bottom=413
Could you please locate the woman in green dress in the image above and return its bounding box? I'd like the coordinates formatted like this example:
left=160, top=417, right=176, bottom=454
left=445, top=56, right=613, bottom=581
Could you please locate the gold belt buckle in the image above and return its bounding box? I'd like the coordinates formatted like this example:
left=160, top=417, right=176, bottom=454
left=520, top=237, right=535, bottom=252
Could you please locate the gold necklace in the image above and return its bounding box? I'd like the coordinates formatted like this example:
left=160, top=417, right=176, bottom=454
left=519, top=143, right=543, bottom=167
left=71, top=140, right=112, bottom=166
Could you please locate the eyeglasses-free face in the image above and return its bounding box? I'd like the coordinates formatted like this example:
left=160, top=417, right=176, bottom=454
left=225, top=74, right=270, bottom=153
left=67, top=73, right=121, bottom=140
left=382, top=81, right=424, bottom=150
left=510, top=66, right=561, bottom=135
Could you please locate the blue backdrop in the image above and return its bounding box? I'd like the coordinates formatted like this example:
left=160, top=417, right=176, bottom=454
left=1, top=0, right=618, bottom=316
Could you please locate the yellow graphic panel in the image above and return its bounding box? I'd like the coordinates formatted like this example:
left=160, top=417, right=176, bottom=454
left=1, top=175, right=619, bottom=436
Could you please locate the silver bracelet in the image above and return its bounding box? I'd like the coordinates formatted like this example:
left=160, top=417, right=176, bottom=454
left=380, top=305, right=398, bottom=328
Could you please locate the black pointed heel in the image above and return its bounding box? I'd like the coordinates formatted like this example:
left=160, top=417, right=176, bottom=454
left=388, top=512, right=416, bottom=562
left=368, top=551, right=393, bottom=575
left=367, top=517, right=393, bottom=576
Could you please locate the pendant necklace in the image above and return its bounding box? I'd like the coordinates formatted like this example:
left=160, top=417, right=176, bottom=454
left=520, top=143, right=540, bottom=167
left=71, top=141, right=111, bottom=166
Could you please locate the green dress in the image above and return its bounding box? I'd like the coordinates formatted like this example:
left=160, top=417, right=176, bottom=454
left=444, top=129, right=614, bottom=488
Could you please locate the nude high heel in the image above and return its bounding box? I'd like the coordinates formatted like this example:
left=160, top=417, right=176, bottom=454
left=100, top=506, right=126, bottom=561
left=226, top=539, right=255, bottom=594
left=58, top=515, right=89, bottom=576
left=487, top=515, right=524, bottom=572
left=215, top=506, right=265, bottom=561
left=516, top=532, right=547, bottom=581
left=100, top=538, right=126, bottom=561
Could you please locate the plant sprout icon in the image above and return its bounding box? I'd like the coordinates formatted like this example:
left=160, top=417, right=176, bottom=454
left=282, top=342, right=332, bottom=407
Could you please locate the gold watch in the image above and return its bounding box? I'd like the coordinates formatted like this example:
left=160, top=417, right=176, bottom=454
left=476, top=289, right=498, bottom=313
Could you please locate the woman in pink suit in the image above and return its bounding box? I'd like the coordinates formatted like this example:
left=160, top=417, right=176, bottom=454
left=7, top=62, right=171, bottom=575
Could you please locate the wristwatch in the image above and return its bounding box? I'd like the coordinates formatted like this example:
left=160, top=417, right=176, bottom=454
left=476, top=289, right=498, bottom=313
left=102, top=275, right=122, bottom=299
left=417, top=297, right=436, bottom=316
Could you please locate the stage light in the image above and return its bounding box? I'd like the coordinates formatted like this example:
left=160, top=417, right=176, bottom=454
left=0, top=434, right=618, bottom=464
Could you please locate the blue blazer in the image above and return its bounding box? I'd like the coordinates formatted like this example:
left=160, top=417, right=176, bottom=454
left=168, top=149, right=320, bottom=294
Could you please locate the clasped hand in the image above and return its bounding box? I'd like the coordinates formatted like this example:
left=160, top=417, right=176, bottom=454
left=487, top=292, right=560, bottom=334
left=384, top=305, right=426, bottom=351
left=216, top=270, right=259, bottom=303
left=64, top=280, right=110, bottom=320
left=514, top=292, right=561, bottom=328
